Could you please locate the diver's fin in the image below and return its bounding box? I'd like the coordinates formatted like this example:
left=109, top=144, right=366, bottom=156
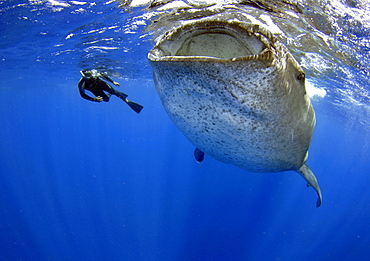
left=125, top=99, right=143, bottom=114
left=297, top=164, right=322, bottom=207
left=194, top=148, right=205, bottom=163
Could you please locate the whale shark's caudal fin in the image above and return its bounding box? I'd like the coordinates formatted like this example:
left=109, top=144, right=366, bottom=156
left=297, top=164, right=322, bottom=207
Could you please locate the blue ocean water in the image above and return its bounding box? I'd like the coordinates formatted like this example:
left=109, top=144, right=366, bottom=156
left=1, top=1, right=370, bottom=260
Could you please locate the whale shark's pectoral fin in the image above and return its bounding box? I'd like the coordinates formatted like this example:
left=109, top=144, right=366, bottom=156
left=194, top=148, right=205, bottom=163
left=297, top=164, right=322, bottom=207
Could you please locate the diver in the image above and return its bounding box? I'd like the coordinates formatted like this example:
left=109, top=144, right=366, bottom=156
left=78, top=69, right=143, bottom=114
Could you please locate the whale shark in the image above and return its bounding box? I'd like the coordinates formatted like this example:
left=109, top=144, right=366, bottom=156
left=148, top=18, right=321, bottom=207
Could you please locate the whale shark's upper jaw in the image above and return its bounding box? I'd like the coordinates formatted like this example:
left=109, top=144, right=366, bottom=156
left=148, top=20, right=276, bottom=62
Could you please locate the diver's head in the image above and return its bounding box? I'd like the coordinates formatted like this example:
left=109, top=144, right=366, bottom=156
left=80, top=69, right=99, bottom=78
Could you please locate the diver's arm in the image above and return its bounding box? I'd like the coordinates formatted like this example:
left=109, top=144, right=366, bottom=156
left=99, top=73, right=120, bottom=86
left=78, top=78, right=100, bottom=102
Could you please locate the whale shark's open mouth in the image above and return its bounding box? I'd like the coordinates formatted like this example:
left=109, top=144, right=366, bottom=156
left=148, top=20, right=275, bottom=62
left=175, top=26, right=264, bottom=58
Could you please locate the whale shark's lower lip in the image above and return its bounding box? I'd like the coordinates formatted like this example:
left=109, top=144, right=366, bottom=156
left=148, top=20, right=275, bottom=62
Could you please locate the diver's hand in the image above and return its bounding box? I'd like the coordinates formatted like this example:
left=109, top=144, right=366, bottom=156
left=113, top=81, right=120, bottom=86
left=93, top=96, right=103, bottom=102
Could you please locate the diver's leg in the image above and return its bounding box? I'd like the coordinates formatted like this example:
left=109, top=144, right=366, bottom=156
left=91, top=90, right=110, bottom=102
left=113, top=90, right=143, bottom=113
left=108, top=88, right=128, bottom=101
left=103, top=83, right=143, bottom=113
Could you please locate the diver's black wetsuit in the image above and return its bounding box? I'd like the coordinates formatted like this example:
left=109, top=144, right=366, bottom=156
left=78, top=74, right=126, bottom=102
left=78, top=69, right=143, bottom=114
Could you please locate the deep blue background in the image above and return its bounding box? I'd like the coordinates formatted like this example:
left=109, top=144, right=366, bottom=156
left=1, top=1, right=370, bottom=260
left=1, top=71, right=369, bottom=261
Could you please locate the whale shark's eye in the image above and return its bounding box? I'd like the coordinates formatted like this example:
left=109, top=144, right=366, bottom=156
left=297, top=72, right=305, bottom=81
